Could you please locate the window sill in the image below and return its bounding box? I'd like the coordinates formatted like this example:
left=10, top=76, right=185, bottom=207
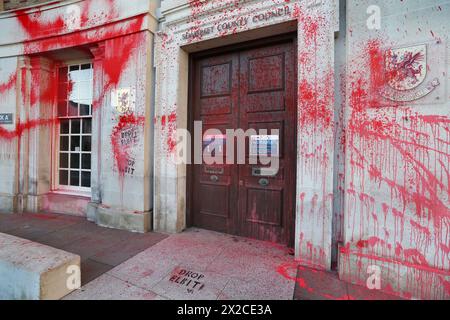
left=50, top=189, right=92, bottom=199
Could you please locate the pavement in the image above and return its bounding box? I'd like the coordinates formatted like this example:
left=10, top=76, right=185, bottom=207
left=64, top=228, right=297, bottom=300
left=0, top=212, right=403, bottom=300
left=0, top=212, right=167, bottom=286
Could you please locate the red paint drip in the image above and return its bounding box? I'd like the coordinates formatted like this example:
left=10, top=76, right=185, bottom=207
left=15, top=8, right=65, bottom=40
left=0, top=72, right=17, bottom=93
left=103, top=32, right=144, bottom=91
left=298, top=72, right=334, bottom=129
left=0, top=118, right=59, bottom=141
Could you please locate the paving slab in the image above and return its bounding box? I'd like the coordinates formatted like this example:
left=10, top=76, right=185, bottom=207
left=90, top=232, right=168, bottom=266
left=206, top=237, right=293, bottom=281
left=63, top=274, right=163, bottom=300
left=33, top=228, right=88, bottom=248
left=218, top=275, right=295, bottom=300
left=58, top=235, right=123, bottom=261
left=4, top=213, right=80, bottom=231
left=80, top=259, right=114, bottom=286
left=108, top=254, right=180, bottom=291
left=5, top=225, right=52, bottom=242
left=34, top=220, right=118, bottom=248
left=294, top=267, right=349, bottom=300
left=0, top=215, right=35, bottom=233
left=151, top=266, right=230, bottom=300
left=145, top=229, right=229, bottom=266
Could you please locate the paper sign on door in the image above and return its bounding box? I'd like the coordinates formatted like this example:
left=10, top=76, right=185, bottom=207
left=250, top=135, right=279, bottom=157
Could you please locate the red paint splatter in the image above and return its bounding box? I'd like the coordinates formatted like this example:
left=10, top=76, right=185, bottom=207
left=0, top=72, right=17, bottom=93
left=15, top=8, right=65, bottom=40
left=298, top=72, right=334, bottom=129
left=28, top=58, right=58, bottom=108
left=15, top=1, right=141, bottom=55
left=103, top=31, right=144, bottom=91
left=0, top=118, right=59, bottom=141
left=161, top=111, right=177, bottom=154
left=110, top=113, right=145, bottom=177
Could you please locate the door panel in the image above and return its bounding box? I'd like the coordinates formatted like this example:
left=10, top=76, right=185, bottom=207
left=192, top=39, right=296, bottom=246
left=193, top=53, right=239, bottom=235
left=238, top=42, right=296, bottom=245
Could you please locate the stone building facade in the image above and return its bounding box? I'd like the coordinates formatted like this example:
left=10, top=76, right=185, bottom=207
left=0, top=0, right=449, bottom=300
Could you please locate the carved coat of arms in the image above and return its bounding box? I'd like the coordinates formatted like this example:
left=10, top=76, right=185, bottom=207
left=379, top=44, right=441, bottom=102
left=385, top=45, right=427, bottom=91
left=111, top=87, right=136, bottom=114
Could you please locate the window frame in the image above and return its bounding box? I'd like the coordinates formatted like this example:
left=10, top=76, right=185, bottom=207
left=51, top=59, right=94, bottom=195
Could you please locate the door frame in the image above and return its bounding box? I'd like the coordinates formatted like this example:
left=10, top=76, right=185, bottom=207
left=186, top=32, right=298, bottom=247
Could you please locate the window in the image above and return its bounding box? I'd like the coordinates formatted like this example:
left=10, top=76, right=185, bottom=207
left=57, top=63, right=93, bottom=191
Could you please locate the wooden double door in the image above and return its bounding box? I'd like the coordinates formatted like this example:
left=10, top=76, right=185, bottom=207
left=190, top=37, right=297, bottom=246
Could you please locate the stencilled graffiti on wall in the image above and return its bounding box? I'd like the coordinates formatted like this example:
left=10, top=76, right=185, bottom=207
left=110, top=112, right=144, bottom=178
left=110, top=86, right=141, bottom=177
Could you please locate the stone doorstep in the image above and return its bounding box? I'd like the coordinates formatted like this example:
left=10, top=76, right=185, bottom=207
left=0, top=232, right=81, bottom=300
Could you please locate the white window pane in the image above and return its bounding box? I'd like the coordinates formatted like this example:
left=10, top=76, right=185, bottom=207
left=78, top=82, right=93, bottom=101
left=69, top=68, right=91, bottom=82
left=69, top=82, right=80, bottom=101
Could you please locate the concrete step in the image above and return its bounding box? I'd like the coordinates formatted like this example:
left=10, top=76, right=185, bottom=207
left=0, top=232, right=81, bottom=300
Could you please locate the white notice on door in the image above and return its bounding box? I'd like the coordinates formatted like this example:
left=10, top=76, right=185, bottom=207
left=250, top=135, right=279, bottom=157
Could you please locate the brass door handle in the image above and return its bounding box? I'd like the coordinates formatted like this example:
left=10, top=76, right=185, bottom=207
left=210, top=175, right=219, bottom=182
